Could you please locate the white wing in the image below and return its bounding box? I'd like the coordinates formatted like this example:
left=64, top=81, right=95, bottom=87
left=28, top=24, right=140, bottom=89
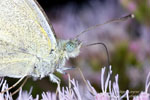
left=0, top=0, right=56, bottom=78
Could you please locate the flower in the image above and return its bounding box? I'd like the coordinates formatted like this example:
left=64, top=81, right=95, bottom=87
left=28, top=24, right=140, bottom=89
left=109, top=75, right=129, bottom=100
left=0, top=78, right=13, bottom=100
left=133, top=72, right=150, bottom=100
left=41, top=92, right=56, bottom=100
left=94, top=66, right=112, bottom=100
left=0, top=66, right=149, bottom=100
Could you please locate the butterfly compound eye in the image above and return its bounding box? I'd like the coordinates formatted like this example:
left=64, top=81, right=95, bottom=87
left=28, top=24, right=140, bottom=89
left=65, top=42, right=76, bottom=52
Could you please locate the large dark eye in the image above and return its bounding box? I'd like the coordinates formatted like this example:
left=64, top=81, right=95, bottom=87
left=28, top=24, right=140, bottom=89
left=65, top=42, right=75, bottom=52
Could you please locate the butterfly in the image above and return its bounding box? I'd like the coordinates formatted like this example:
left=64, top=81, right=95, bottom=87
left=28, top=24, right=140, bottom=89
left=0, top=0, right=82, bottom=85
left=0, top=0, right=134, bottom=94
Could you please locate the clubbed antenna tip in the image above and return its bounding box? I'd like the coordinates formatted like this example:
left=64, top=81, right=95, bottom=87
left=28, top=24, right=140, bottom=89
left=131, top=14, right=135, bottom=18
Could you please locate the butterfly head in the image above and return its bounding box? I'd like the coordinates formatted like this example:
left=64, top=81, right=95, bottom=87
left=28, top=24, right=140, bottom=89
left=65, top=39, right=82, bottom=58
left=57, top=39, right=82, bottom=59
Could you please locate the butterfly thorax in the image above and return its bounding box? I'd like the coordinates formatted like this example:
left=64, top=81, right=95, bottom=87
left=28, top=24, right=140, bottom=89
left=31, top=39, right=82, bottom=79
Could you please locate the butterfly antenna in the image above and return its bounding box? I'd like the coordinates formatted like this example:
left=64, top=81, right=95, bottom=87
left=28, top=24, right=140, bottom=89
left=86, top=42, right=110, bottom=67
left=75, top=14, right=134, bottom=39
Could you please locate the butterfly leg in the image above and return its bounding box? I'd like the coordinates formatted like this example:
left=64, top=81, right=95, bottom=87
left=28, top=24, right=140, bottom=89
left=0, top=75, right=26, bottom=94
left=56, top=67, right=75, bottom=75
left=49, top=67, right=75, bottom=83
left=11, top=76, right=29, bottom=96
left=49, top=74, right=60, bottom=84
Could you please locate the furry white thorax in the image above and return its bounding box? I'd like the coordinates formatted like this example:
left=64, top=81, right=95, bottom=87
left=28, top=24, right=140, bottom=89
left=31, top=39, right=81, bottom=79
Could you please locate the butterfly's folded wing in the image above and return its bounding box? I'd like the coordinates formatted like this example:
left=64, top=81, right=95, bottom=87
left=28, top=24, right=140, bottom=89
left=0, top=40, right=36, bottom=78
left=0, top=0, right=56, bottom=78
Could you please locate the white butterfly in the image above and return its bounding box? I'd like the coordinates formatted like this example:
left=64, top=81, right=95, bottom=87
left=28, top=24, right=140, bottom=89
left=0, top=0, right=81, bottom=84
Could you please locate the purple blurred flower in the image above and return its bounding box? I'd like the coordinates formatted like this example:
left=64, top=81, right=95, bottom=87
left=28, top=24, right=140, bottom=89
left=127, top=1, right=137, bottom=12
left=120, top=0, right=137, bottom=12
